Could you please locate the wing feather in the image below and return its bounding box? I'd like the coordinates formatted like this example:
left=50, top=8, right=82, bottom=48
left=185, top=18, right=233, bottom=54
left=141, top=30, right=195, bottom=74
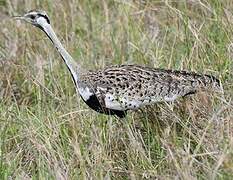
left=79, top=65, right=220, bottom=111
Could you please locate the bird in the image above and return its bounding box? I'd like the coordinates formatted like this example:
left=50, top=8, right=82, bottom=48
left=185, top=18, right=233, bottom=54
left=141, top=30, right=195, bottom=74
left=14, top=10, right=222, bottom=118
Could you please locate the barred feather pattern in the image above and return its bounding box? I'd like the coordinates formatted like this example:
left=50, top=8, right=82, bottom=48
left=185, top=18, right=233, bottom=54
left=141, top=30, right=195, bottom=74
left=77, top=65, right=221, bottom=116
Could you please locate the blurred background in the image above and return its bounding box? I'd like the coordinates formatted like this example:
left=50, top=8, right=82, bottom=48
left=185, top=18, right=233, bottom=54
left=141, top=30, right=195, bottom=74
left=0, top=0, right=233, bottom=179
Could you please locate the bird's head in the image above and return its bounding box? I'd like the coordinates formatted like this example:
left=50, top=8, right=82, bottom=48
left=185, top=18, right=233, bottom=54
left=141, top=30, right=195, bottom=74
left=14, top=10, right=50, bottom=29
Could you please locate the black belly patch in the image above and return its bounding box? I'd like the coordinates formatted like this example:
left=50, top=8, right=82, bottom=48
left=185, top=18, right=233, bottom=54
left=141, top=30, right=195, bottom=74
left=82, top=95, right=127, bottom=118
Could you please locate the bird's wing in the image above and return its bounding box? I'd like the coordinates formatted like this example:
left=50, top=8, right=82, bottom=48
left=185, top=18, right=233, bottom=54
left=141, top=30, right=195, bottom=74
left=80, top=65, right=220, bottom=111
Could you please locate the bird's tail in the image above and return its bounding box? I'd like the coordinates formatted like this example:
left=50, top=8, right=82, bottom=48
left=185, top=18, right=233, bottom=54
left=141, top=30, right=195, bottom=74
left=197, top=74, right=223, bottom=93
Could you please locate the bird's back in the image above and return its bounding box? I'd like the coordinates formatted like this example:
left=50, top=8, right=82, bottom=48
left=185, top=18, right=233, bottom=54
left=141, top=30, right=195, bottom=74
left=78, top=65, right=221, bottom=114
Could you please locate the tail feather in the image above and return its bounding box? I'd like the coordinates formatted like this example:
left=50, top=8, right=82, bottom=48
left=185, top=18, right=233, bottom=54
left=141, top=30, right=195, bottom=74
left=197, top=74, right=223, bottom=92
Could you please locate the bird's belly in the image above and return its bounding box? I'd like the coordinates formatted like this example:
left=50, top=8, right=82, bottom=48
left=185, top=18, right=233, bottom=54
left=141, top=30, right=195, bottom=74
left=104, top=94, right=126, bottom=110
left=77, top=86, right=180, bottom=112
left=163, top=94, right=179, bottom=101
left=104, top=98, right=141, bottom=110
left=104, top=93, right=154, bottom=111
left=104, top=93, right=180, bottom=111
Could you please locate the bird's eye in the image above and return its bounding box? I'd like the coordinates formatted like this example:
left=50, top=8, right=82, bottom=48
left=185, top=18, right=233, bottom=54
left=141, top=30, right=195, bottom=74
left=29, top=15, right=36, bottom=19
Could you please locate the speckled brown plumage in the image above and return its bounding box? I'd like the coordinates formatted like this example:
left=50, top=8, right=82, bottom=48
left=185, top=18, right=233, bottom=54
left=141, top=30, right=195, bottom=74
left=78, top=65, right=221, bottom=117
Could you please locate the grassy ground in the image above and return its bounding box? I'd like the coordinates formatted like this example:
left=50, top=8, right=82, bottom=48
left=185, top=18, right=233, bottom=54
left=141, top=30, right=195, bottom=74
left=0, top=0, right=233, bottom=179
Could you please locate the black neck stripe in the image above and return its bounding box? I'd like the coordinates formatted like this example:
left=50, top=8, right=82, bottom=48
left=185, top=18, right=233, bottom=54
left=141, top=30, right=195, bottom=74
left=40, top=14, right=50, bottom=24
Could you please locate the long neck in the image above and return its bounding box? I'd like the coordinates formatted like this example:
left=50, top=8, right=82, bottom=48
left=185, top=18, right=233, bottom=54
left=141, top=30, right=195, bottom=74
left=41, top=23, right=82, bottom=85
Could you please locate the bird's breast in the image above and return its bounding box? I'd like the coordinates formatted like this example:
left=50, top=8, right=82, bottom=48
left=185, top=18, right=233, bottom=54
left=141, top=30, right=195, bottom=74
left=78, top=86, right=93, bottom=101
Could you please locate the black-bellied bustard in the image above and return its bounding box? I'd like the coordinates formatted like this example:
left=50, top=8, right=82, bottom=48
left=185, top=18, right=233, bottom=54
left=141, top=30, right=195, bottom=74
left=14, top=10, right=222, bottom=118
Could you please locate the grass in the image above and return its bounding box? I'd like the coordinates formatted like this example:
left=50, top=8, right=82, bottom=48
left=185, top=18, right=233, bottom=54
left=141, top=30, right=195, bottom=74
left=0, top=0, right=233, bottom=179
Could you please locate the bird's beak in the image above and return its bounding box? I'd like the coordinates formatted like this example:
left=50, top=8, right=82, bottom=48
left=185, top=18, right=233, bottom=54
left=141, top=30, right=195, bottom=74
left=12, top=15, right=24, bottom=20
left=12, top=15, right=30, bottom=23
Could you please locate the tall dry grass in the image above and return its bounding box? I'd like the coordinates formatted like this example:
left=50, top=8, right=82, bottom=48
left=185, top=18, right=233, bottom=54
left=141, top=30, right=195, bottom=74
left=0, top=0, right=233, bottom=179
